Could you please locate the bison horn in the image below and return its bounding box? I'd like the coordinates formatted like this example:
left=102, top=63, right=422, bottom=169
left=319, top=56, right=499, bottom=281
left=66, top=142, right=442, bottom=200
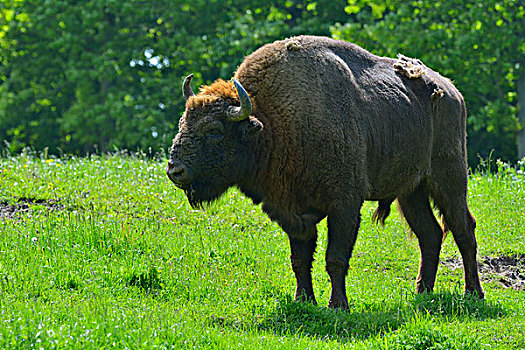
left=182, top=73, right=195, bottom=100
left=227, top=78, right=252, bottom=122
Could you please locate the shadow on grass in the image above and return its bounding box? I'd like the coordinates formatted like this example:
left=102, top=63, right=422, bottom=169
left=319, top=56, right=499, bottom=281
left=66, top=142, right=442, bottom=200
left=213, top=290, right=506, bottom=343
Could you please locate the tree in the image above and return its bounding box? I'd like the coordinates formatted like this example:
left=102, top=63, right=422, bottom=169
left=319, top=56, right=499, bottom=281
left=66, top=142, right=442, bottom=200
left=0, top=0, right=348, bottom=155
left=6, top=0, right=520, bottom=165
left=0, top=0, right=178, bottom=153
left=332, top=0, right=525, bottom=164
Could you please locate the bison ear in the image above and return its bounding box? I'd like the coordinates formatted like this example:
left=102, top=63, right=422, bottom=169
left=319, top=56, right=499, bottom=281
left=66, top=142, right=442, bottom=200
left=243, top=117, right=263, bottom=139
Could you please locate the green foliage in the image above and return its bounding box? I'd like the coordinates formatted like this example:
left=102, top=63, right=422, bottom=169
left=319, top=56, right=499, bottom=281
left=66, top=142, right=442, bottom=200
left=0, top=153, right=524, bottom=348
left=332, top=0, right=525, bottom=165
left=0, top=0, right=347, bottom=155
left=1, top=0, right=524, bottom=165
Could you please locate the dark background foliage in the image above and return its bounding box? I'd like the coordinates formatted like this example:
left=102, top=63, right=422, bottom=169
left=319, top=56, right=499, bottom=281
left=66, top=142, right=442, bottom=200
left=1, top=0, right=524, bottom=166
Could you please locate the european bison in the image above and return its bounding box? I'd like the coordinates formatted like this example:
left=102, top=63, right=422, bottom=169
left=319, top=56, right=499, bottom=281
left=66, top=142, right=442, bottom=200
left=167, top=36, right=483, bottom=309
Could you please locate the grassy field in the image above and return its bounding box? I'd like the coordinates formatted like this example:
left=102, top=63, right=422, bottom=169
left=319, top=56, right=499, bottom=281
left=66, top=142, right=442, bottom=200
left=0, top=153, right=524, bottom=349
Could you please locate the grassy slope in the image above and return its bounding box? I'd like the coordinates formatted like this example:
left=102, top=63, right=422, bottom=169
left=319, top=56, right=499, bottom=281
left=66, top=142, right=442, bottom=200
left=0, top=154, right=523, bottom=349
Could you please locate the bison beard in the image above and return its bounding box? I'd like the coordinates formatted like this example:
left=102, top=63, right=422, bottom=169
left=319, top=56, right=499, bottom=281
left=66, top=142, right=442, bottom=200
left=184, top=181, right=229, bottom=209
left=167, top=35, right=484, bottom=310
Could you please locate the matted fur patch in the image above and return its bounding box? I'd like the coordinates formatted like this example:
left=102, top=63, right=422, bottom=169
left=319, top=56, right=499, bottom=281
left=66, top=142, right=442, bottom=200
left=394, top=54, right=426, bottom=79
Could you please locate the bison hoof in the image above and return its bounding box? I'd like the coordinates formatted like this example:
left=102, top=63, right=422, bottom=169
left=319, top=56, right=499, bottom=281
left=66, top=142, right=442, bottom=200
left=328, top=299, right=349, bottom=310
left=294, top=294, right=317, bottom=305
left=416, top=284, right=434, bottom=294
left=465, top=288, right=485, bottom=300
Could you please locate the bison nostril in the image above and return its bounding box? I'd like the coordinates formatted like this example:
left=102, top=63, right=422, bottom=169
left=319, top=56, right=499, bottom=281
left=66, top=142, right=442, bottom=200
left=166, top=161, right=193, bottom=186
left=171, top=166, right=184, bottom=177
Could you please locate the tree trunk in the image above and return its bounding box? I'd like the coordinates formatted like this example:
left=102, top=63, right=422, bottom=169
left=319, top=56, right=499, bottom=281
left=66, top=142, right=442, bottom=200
left=518, top=69, right=525, bottom=160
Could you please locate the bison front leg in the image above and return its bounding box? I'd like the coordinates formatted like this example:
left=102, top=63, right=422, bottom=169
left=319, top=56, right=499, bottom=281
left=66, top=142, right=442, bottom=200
left=287, top=228, right=318, bottom=304
left=326, top=202, right=363, bottom=310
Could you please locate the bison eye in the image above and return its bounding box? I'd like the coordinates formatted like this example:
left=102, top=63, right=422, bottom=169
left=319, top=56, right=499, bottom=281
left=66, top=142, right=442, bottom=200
left=204, top=127, right=224, bottom=142
left=201, top=121, right=225, bottom=142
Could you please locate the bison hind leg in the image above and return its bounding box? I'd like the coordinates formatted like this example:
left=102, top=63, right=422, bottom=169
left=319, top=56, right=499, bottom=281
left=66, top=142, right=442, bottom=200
left=372, top=198, right=395, bottom=225
left=398, top=184, right=444, bottom=294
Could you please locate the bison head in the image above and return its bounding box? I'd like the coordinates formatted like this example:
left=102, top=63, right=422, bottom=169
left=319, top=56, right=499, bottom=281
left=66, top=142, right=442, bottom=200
left=167, top=74, right=263, bottom=208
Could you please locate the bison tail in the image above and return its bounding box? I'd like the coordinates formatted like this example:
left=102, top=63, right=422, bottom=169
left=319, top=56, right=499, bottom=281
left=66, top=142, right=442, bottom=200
left=372, top=199, right=395, bottom=226
left=440, top=213, right=450, bottom=242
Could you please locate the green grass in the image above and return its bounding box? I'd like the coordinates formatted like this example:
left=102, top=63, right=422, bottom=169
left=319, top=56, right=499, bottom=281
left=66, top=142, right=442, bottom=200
left=0, top=152, right=524, bottom=349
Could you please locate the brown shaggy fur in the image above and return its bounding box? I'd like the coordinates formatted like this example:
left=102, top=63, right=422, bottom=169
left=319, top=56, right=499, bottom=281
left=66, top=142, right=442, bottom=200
left=168, top=36, right=484, bottom=309
left=186, top=79, right=237, bottom=109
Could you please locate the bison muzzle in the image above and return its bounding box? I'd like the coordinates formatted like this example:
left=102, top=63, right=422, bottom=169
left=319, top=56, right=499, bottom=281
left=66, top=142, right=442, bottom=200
left=167, top=36, right=484, bottom=309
